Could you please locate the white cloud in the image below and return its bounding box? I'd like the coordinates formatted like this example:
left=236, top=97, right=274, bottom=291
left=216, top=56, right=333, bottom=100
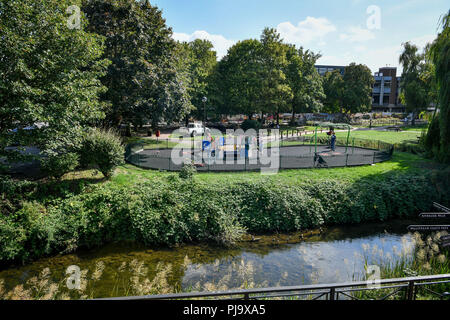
left=172, top=31, right=235, bottom=59
left=277, top=17, right=336, bottom=46
left=318, top=44, right=403, bottom=73
left=339, top=26, right=376, bottom=43
left=408, top=34, right=436, bottom=50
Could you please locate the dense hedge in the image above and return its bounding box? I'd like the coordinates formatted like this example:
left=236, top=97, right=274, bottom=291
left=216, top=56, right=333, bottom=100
left=1, top=170, right=448, bottom=264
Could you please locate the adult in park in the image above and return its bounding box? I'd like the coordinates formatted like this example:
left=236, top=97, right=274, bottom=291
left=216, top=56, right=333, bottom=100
left=330, top=130, right=337, bottom=152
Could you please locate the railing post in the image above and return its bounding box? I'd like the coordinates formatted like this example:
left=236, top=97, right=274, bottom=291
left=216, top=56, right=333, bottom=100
left=407, top=281, right=415, bottom=300
left=329, top=287, right=336, bottom=300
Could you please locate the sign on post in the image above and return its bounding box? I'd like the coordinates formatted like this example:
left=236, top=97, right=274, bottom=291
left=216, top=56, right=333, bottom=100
left=419, top=212, right=450, bottom=219
left=407, top=225, right=450, bottom=232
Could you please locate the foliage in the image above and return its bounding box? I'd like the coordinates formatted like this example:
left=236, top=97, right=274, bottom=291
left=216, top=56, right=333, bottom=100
left=176, top=39, right=217, bottom=122
left=399, top=42, right=435, bottom=124
left=179, top=162, right=197, bottom=180
left=78, top=128, right=124, bottom=178
left=240, top=119, right=262, bottom=131
left=0, top=0, right=109, bottom=164
left=322, top=70, right=345, bottom=113
left=258, top=28, right=293, bottom=123
left=427, top=12, right=450, bottom=162
left=214, top=39, right=264, bottom=118
left=342, top=63, right=374, bottom=114
left=1, top=168, right=446, bottom=265
left=424, top=115, right=441, bottom=157
left=41, top=153, right=80, bottom=180
left=285, top=45, right=324, bottom=120
left=82, top=0, right=192, bottom=128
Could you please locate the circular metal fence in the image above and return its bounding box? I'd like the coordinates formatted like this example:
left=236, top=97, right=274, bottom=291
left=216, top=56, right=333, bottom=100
left=125, top=136, right=394, bottom=172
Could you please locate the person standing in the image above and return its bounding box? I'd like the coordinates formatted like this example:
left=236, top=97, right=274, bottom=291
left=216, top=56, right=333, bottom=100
left=330, top=131, right=336, bottom=152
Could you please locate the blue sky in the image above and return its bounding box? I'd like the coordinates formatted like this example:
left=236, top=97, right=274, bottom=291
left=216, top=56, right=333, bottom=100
left=150, top=0, right=449, bottom=73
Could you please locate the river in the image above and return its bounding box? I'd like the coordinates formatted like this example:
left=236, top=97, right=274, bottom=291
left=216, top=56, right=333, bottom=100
left=0, top=219, right=418, bottom=299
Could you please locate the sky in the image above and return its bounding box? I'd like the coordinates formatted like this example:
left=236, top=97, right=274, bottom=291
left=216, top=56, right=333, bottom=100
left=149, top=0, right=449, bottom=74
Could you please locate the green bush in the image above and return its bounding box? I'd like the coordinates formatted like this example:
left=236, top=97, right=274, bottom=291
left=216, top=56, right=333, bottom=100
left=0, top=215, right=26, bottom=262
left=179, top=162, right=196, bottom=179
left=78, top=128, right=124, bottom=178
left=41, top=152, right=79, bottom=179
left=241, top=119, right=262, bottom=131
left=0, top=170, right=446, bottom=265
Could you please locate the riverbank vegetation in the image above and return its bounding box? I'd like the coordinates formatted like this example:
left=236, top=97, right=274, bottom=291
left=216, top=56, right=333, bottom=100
left=1, top=231, right=448, bottom=300
left=1, top=152, right=449, bottom=265
left=355, top=231, right=450, bottom=300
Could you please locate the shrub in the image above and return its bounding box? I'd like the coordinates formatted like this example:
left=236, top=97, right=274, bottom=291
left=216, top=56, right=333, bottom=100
left=179, top=162, right=196, bottom=179
left=0, top=169, right=445, bottom=265
left=78, top=128, right=124, bottom=178
left=0, top=215, right=26, bottom=262
left=241, top=119, right=262, bottom=131
left=41, top=152, right=79, bottom=179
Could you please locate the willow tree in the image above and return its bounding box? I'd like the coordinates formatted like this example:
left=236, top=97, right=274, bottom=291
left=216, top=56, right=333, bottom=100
left=428, top=11, right=450, bottom=162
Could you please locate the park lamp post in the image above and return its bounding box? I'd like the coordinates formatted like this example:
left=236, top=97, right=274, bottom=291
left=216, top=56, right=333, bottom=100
left=202, top=96, right=207, bottom=138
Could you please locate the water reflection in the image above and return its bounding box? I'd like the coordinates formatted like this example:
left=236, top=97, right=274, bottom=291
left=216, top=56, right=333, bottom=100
left=0, top=219, right=419, bottom=299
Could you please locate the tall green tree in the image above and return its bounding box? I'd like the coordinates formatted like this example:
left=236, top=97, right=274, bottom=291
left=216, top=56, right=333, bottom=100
left=285, top=45, right=324, bottom=123
left=342, top=63, right=374, bottom=114
left=427, top=11, right=450, bottom=162
left=322, top=70, right=345, bottom=113
left=0, top=0, right=109, bottom=164
left=177, top=39, right=217, bottom=123
left=83, top=0, right=192, bottom=129
left=259, top=28, right=292, bottom=125
left=399, top=42, right=433, bottom=125
left=215, top=39, right=263, bottom=119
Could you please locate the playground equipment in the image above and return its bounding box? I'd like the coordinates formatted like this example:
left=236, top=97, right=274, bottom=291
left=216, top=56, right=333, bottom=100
left=311, top=122, right=353, bottom=154
left=202, top=135, right=260, bottom=161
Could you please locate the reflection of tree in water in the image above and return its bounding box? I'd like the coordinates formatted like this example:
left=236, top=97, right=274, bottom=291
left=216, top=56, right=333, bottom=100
left=0, top=220, right=418, bottom=299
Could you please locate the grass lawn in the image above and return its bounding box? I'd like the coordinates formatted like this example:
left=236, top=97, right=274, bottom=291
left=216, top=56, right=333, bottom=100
left=124, top=137, right=180, bottom=149
left=304, top=129, right=424, bottom=145
left=107, top=152, right=436, bottom=188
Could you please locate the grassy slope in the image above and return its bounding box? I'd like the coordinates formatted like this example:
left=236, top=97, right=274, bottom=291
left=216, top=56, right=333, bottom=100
left=109, top=152, right=433, bottom=188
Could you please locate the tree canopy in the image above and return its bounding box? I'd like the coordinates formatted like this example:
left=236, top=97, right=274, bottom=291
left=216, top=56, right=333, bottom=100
left=341, top=63, right=374, bottom=114
left=426, top=11, right=450, bottom=162
left=0, top=0, right=109, bottom=163
left=82, top=0, right=192, bottom=128
left=210, top=28, right=324, bottom=123
left=399, top=42, right=434, bottom=124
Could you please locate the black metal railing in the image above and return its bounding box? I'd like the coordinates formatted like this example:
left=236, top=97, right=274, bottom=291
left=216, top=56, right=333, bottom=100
left=97, top=274, right=450, bottom=301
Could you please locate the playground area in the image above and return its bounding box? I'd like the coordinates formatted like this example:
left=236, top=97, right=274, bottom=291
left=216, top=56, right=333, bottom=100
left=126, top=127, right=394, bottom=172
left=127, top=144, right=391, bottom=172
